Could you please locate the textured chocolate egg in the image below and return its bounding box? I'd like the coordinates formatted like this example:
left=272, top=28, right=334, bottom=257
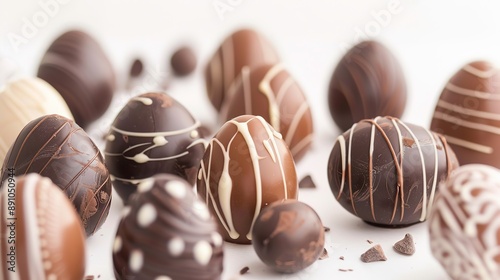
left=0, top=173, right=85, bottom=280
left=430, top=61, right=500, bottom=168
left=222, top=64, right=314, bottom=161
left=205, top=29, right=279, bottom=111
left=197, top=115, right=298, bottom=244
left=113, top=174, right=223, bottom=280
left=37, top=30, right=116, bottom=128
left=0, top=77, right=73, bottom=164
left=429, top=164, right=500, bottom=280
left=104, top=92, right=206, bottom=203
left=328, top=40, right=407, bottom=132
left=252, top=200, right=324, bottom=273
left=327, top=116, right=458, bottom=227
left=0, top=114, right=112, bottom=236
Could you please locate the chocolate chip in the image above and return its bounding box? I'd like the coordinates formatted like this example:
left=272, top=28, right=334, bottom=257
left=299, top=175, right=316, bottom=189
left=360, top=244, right=387, bottom=263
left=240, top=266, right=250, bottom=275
left=393, top=233, right=415, bottom=255
left=319, top=248, right=329, bottom=260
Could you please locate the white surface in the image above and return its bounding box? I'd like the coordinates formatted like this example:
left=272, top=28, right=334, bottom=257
left=4, top=1, right=500, bottom=279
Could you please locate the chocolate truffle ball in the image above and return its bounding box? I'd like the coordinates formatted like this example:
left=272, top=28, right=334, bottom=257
left=222, top=64, right=314, bottom=161
left=113, top=174, right=223, bottom=280
left=327, top=116, right=458, bottom=227
left=252, top=200, right=325, bottom=273
left=104, top=92, right=206, bottom=203
left=205, top=29, right=279, bottom=111
left=429, top=164, right=500, bottom=280
left=0, top=173, right=86, bottom=280
left=37, top=30, right=116, bottom=128
left=0, top=77, right=73, bottom=164
left=430, top=61, right=500, bottom=168
left=0, top=114, right=112, bottom=236
left=171, top=46, right=197, bottom=77
left=328, top=40, right=407, bottom=132
left=197, top=115, right=298, bottom=244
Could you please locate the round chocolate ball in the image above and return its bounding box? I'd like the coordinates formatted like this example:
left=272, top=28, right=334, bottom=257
left=328, top=40, right=407, bottom=132
left=327, top=116, right=458, bottom=227
left=205, top=29, right=279, bottom=111
left=113, top=174, right=224, bottom=280
left=429, top=164, right=500, bottom=280
left=37, top=30, right=116, bottom=128
left=104, top=92, right=206, bottom=203
left=197, top=115, right=298, bottom=244
left=222, top=64, right=314, bottom=161
left=430, top=61, right=500, bottom=168
left=0, top=173, right=86, bottom=280
left=252, top=200, right=325, bottom=274
left=170, top=46, right=197, bottom=77
left=0, top=114, right=112, bottom=236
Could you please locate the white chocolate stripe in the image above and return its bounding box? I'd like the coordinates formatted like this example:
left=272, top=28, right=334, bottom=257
left=110, top=175, right=149, bottom=185
left=276, top=76, right=295, bottom=104
left=110, top=120, right=200, bottom=137
left=131, top=97, right=153, bottom=105
left=445, top=83, right=500, bottom=100
left=336, top=135, right=346, bottom=199
left=347, top=123, right=357, bottom=215
left=368, top=118, right=378, bottom=221
left=442, top=134, right=493, bottom=154
left=463, top=64, right=498, bottom=79
left=437, top=99, right=500, bottom=121
left=290, top=133, right=313, bottom=157
left=433, top=111, right=500, bottom=135
left=259, top=64, right=284, bottom=131
left=424, top=129, right=439, bottom=219
left=390, top=118, right=405, bottom=221
left=23, top=174, right=44, bottom=280
left=284, top=103, right=310, bottom=146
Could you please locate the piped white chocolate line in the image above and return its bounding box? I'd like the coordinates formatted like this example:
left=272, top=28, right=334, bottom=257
left=259, top=64, right=284, bottom=130
left=131, top=97, right=153, bottom=105
left=433, top=111, right=500, bottom=135
left=110, top=120, right=200, bottom=137
left=347, top=123, right=357, bottom=215
left=463, top=64, right=499, bottom=79
left=290, top=133, right=313, bottom=157
left=390, top=118, right=405, bottom=221
left=446, top=83, right=500, bottom=100
left=424, top=129, right=439, bottom=220
left=284, top=103, right=310, bottom=146
left=442, top=134, right=493, bottom=154
left=368, top=117, right=378, bottom=221
left=110, top=175, right=149, bottom=185
left=276, top=76, right=294, bottom=104
left=336, top=135, right=346, bottom=199
left=436, top=100, right=500, bottom=121
left=24, top=174, right=45, bottom=280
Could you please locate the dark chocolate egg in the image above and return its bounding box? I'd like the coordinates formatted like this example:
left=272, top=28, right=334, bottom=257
left=252, top=200, right=324, bottom=273
left=222, top=64, right=314, bottom=161
left=205, top=29, right=279, bottom=111
left=0, top=114, right=112, bottom=236
left=328, top=40, right=407, bottom=132
left=197, top=115, right=298, bottom=244
left=430, top=61, right=500, bottom=168
left=113, top=174, right=223, bottom=280
left=327, top=116, right=458, bottom=227
left=104, top=92, right=206, bottom=203
left=37, top=30, right=116, bottom=128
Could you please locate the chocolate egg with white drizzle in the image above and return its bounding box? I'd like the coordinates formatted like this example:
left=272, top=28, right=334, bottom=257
left=105, top=92, right=206, bottom=203
left=197, top=115, right=298, bottom=244
left=327, top=116, right=458, bottom=227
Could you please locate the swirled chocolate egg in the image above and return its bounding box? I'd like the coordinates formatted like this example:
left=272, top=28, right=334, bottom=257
left=222, top=64, right=314, bottom=161
left=429, top=164, right=500, bottom=280
left=37, top=30, right=116, bottom=128
left=0, top=173, right=86, bottom=280
left=0, top=77, right=73, bottom=164
left=197, top=115, right=298, bottom=244
left=0, top=114, right=112, bottom=236
left=113, top=174, right=223, bottom=280
left=430, top=61, right=500, bottom=168
left=327, top=116, right=458, bottom=227
left=104, top=92, right=205, bottom=203
left=328, top=40, right=407, bottom=132
left=205, top=29, right=279, bottom=111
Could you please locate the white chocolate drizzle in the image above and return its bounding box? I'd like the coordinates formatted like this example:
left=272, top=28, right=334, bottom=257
left=463, top=64, right=498, bottom=79
left=131, top=97, right=153, bottom=105
left=436, top=100, right=500, bottom=121
left=433, top=111, right=500, bottom=135
left=446, top=83, right=500, bottom=100
left=259, top=64, right=284, bottom=130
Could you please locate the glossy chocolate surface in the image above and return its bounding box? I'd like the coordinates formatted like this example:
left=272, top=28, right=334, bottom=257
left=197, top=115, right=298, bottom=244
left=328, top=40, right=407, bottom=132
left=327, top=117, right=458, bottom=227
left=171, top=46, right=197, bottom=77
left=113, top=174, right=223, bottom=280
left=0, top=114, right=112, bottom=236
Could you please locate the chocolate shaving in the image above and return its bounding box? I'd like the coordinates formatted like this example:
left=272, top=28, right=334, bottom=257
left=403, top=137, right=415, bottom=147
left=366, top=239, right=373, bottom=244
left=393, top=233, right=415, bottom=255
left=239, top=266, right=250, bottom=275
left=324, top=226, right=330, bottom=232
left=339, top=268, right=353, bottom=272
left=319, top=248, right=329, bottom=260
left=360, top=244, right=387, bottom=263
left=84, top=276, right=95, bottom=280
left=339, top=256, right=345, bottom=260
left=299, top=175, right=316, bottom=189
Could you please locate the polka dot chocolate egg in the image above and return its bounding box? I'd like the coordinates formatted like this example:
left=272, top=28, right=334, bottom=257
left=0, top=173, right=86, bottom=280
left=113, top=174, right=223, bottom=280
left=104, top=92, right=206, bottom=203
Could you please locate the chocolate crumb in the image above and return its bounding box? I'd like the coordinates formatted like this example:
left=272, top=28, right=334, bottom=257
left=366, top=239, right=373, bottom=244
left=319, top=248, right=329, bottom=260
left=339, top=256, right=345, bottom=260
left=129, top=58, right=144, bottom=77
left=324, top=226, right=330, bottom=232
left=299, top=175, right=316, bottom=189
left=84, top=276, right=95, bottom=280
left=339, top=268, right=353, bottom=272
left=240, top=266, right=250, bottom=275
left=360, top=244, right=387, bottom=263
left=403, top=137, right=415, bottom=147
left=436, top=145, right=443, bottom=150
left=393, top=233, right=415, bottom=255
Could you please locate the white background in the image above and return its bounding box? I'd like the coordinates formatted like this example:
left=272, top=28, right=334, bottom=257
left=3, top=0, right=500, bottom=279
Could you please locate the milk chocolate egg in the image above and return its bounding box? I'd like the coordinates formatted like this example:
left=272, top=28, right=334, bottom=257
left=429, top=164, right=500, bottom=280
left=222, top=64, right=314, bottom=161
left=0, top=173, right=86, bottom=280
left=197, top=115, right=298, bottom=244
left=104, top=92, right=206, bottom=203
left=327, top=116, right=458, bottom=227
left=328, top=40, right=407, bottom=132
left=205, top=29, right=279, bottom=111
left=0, top=77, right=73, bottom=164
left=0, top=114, right=112, bottom=236
left=37, top=30, right=116, bottom=128
left=113, top=174, right=223, bottom=280
left=430, top=61, right=500, bottom=168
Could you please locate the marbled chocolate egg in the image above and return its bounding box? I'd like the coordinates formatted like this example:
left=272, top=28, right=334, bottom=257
left=0, top=114, right=112, bottom=236
left=197, top=115, right=298, bottom=244
left=0, top=173, right=86, bottom=280
left=327, top=116, right=458, bottom=227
